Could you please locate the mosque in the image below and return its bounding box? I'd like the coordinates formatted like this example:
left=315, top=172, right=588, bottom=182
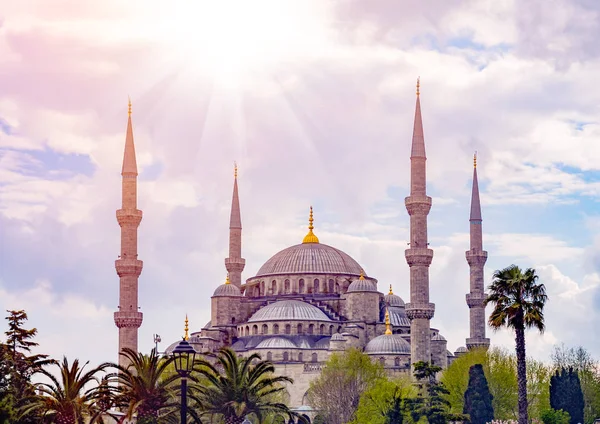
left=113, top=80, right=490, bottom=408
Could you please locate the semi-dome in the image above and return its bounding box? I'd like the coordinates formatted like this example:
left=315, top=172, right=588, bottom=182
left=248, top=300, right=331, bottom=322
left=388, top=307, right=410, bottom=327
left=213, top=275, right=241, bottom=297
left=255, top=337, right=297, bottom=349
left=347, top=272, right=377, bottom=293
left=331, top=332, right=345, bottom=341
left=365, top=334, right=411, bottom=355
left=431, top=333, right=446, bottom=341
left=384, top=286, right=405, bottom=307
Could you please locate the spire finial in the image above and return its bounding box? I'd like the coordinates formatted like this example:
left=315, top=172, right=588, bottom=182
left=474, top=151, right=477, bottom=169
left=385, top=309, right=392, bottom=335
left=359, top=269, right=365, bottom=280
left=128, top=97, right=132, bottom=117
left=389, top=284, right=393, bottom=295
left=225, top=273, right=231, bottom=285
left=302, top=206, right=320, bottom=243
left=234, top=161, right=238, bottom=179
left=184, top=314, right=189, bottom=341
left=416, top=77, right=420, bottom=97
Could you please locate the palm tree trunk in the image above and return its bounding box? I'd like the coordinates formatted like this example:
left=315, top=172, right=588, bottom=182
left=515, top=324, right=528, bottom=424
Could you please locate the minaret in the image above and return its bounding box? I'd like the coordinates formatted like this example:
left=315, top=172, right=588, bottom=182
left=465, top=153, right=490, bottom=350
left=225, top=163, right=245, bottom=287
left=404, top=78, right=435, bottom=365
left=114, top=99, right=143, bottom=367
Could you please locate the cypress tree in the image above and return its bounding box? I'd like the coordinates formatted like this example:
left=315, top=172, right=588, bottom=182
left=463, top=364, right=494, bottom=424
left=550, top=368, right=584, bottom=424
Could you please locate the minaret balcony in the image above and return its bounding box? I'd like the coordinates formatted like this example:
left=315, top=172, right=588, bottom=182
left=466, top=292, right=487, bottom=308
left=115, top=258, right=143, bottom=276
left=466, top=338, right=490, bottom=350
left=405, top=302, right=435, bottom=320
left=404, top=195, right=432, bottom=215
left=404, top=248, right=433, bottom=266
left=114, top=311, right=143, bottom=328
left=116, top=209, right=143, bottom=226
left=225, top=257, right=246, bottom=271
left=465, top=250, right=488, bottom=266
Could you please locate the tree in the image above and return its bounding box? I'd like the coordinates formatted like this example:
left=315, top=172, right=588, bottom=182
left=550, top=368, right=585, bottom=424
left=110, top=348, right=180, bottom=423
left=484, top=265, right=548, bottom=424
left=191, top=347, right=305, bottom=424
left=352, top=376, right=416, bottom=424
left=22, top=356, right=112, bottom=424
left=541, top=408, right=571, bottom=424
left=463, top=364, right=494, bottom=424
left=308, top=348, right=385, bottom=424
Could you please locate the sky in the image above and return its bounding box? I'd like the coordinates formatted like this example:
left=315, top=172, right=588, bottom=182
left=1, top=0, right=600, bottom=368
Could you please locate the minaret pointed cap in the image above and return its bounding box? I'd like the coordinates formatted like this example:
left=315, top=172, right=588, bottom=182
left=470, top=152, right=482, bottom=221
left=302, top=206, right=319, bottom=243
left=410, top=77, right=426, bottom=158
left=122, top=98, right=138, bottom=175
left=230, top=162, right=242, bottom=229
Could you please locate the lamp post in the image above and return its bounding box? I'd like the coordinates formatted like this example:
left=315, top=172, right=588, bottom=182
left=172, top=338, right=197, bottom=424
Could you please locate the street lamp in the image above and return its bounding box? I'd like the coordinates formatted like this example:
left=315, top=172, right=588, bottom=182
left=172, top=338, right=197, bottom=424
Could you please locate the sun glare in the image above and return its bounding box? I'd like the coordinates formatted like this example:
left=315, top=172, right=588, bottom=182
left=152, top=1, right=333, bottom=87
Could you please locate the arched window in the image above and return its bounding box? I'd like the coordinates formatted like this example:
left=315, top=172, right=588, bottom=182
left=245, top=326, right=249, bottom=336
left=298, top=352, right=303, bottom=362
left=254, top=286, right=260, bottom=297
left=335, top=282, right=340, bottom=293
left=262, top=324, right=268, bottom=335
left=308, top=324, right=314, bottom=335
left=231, top=317, right=236, bottom=324
left=329, top=325, right=334, bottom=335
left=299, top=279, right=305, bottom=293
left=379, top=357, right=385, bottom=366
left=252, top=325, right=258, bottom=335
left=329, top=279, right=334, bottom=293
left=283, top=352, right=289, bottom=362
left=285, top=324, right=291, bottom=335
left=273, top=324, right=279, bottom=335
left=337, top=326, right=342, bottom=333
left=260, top=281, right=265, bottom=295
left=297, top=323, right=303, bottom=335
left=284, top=279, right=290, bottom=294
left=313, top=279, right=320, bottom=293
left=267, top=352, right=272, bottom=361
left=319, top=324, right=325, bottom=335
left=271, top=280, right=277, bottom=295
left=311, top=353, right=318, bottom=363
left=395, top=357, right=401, bottom=367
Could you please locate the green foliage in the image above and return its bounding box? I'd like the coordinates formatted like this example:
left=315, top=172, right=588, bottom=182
left=308, top=348, right=385, bottom=424
left=463, top=364, right=494, bottom=424
left=485, top=265, right=548, bottom=424
left=541, top=408, right=571, bottom=424
left=352, top=376, right=416, bottom=424
left=191, top=347, right=304, bottom=424
left=550, top=368, right=585, bottom=424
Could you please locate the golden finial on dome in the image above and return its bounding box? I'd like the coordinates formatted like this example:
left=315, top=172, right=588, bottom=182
left=474, top=151, right=477, bottom=169
left=416, top=77, right=420, bottom=96
left=128, top=97, right=132, bottom=117
left=359, top=269, right=365, bottom=280
left=302, top=206, right=320, bottom=244
left=184, top=314, right=189, bottom=341
left=389, top=284, right=393, bottom=295
left=385, top=309, right=392, bottom=335
left=234, top=161, right=238, bottom=179
left=225, top=273, right=231, bottom=285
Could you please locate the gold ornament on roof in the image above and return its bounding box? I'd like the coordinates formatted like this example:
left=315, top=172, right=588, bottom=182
left=302, top=206, right=320, bottom=244
left=385, top=309, right=392, bottom=335
left=234, top=162, right=238, bottom=179
left=128, top=98, right=132, bottom=117
left=474, top=152, right=477, bottom=169
left=359, top=269, right=365, bottom=280
left=389, top=284, right=393, bottom=295
left=225, top=273, right=231, bottom=285
left=416, top=77, right=420, bottom=96
left=184, top=314, right=189, bottom=341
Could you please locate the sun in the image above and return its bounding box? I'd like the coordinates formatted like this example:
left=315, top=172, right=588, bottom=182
left=151, top=1, right=333, bottom=87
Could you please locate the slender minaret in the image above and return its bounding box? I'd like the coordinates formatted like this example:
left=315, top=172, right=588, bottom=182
left=225, top=163, right=245, bottom=287
left=114, top=99, right=143, bottom=367
left=465, top=153, right=490, bottom=350
left=405, top=78, right=435, bottom=365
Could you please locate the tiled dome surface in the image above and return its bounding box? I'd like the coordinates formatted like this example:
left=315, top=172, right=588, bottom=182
left=389, top=307, right=411, bottom=327
left=213, top=283, right=241, bottom=297
left=248, top=300, right=331, bottom=322
left=255, top=243, right=363, bottom=277
left=364, top=334, right=411, bottom=355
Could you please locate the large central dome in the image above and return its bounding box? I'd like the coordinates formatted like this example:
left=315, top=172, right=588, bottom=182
left=255, top=243, right=363, bottom=277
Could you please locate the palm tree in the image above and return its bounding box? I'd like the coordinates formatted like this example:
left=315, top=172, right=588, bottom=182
left=21, top=356, right=112, bottom=424
left=484, top=265, right=548, bottom=424
left=190, top=347, right=307, bottom=424
left=110, top=348, right=181, bottom=423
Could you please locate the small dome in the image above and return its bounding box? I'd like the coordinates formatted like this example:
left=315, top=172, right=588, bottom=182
left=385, top=286, right=405, bottom=307
left=248, top=300, right=331, bottom=322
left=347, top=272, right=378, bottom=293
left=365, top=334, right=411, bottom=355
left=255, top=337, right=297, bottom=349
left=213, top=275, right=241, bottom=297
left=331, top=333, right=345, bottom=341
left=431, top=334, right=446, bottom=341
left=455, top=346, right=468, bottom=353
